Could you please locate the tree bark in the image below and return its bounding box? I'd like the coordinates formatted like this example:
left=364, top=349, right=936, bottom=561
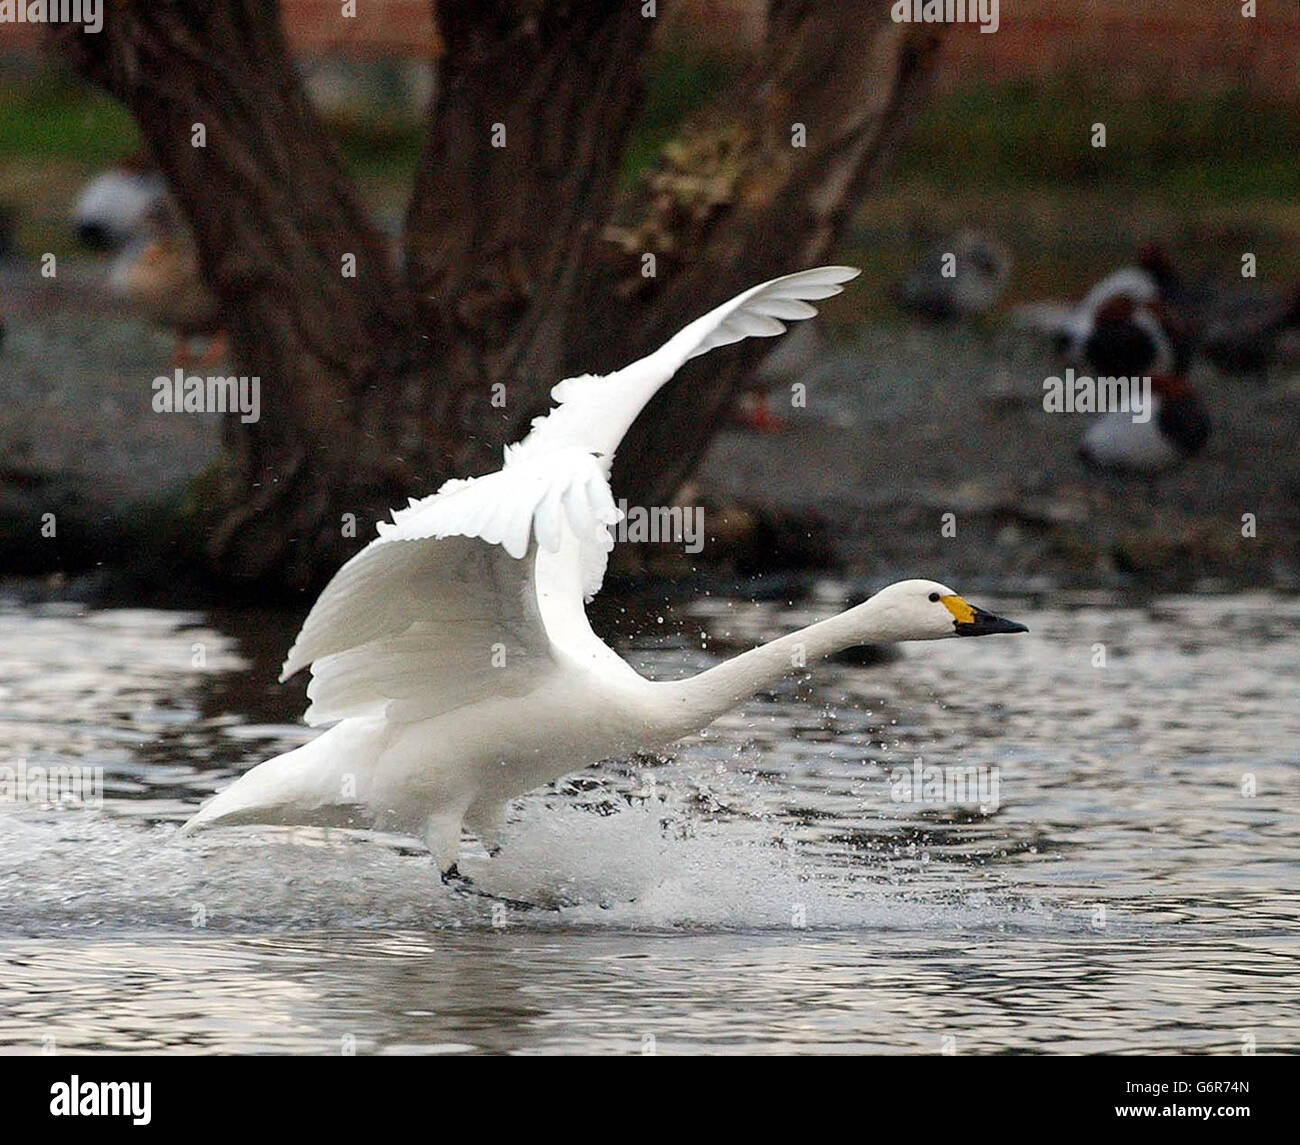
left=55, top=0, right=944, bottom=591
left=405, top=0, right=657, bottom=459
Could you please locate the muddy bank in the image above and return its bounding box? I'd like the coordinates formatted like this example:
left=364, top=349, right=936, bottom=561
left=693, top=322, right=1300, bottom=594
left=2, top=261, right=1297, bottom=598
left=0, top=264, right=217, bottom=583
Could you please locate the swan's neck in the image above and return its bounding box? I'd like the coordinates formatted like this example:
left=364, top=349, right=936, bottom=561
left=660, top=597, right=904, bottom=731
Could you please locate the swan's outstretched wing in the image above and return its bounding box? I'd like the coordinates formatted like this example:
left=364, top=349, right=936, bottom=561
left=280, top=447, right=619, bottom=726
left=281, top=267, right=858, bottom=726
left=511, top=266, right=860, bottom=462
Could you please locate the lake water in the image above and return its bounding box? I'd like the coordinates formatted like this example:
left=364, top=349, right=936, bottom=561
left=0, top=587, right=1296, bottom=1054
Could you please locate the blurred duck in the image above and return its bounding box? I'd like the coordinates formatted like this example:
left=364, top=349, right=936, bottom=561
left=894, top=230, right=1012, bottom=321
left=74, top=162, right=223, bottom=367
left=1081, top=293, right=1192, bottom=377
left=1078, top=373, right=1209, bottom=474
left=1034, top=242, right=1300, bottom=380
left=1112, top=247, right=1300, bottom=379
left=1075, top=292, right=1208, bottom=474
left=71, top=156, right=168, bottom=251
left=1014, top=242, right=1176, bottom=361
left=107, top=198, right=223, bottom=367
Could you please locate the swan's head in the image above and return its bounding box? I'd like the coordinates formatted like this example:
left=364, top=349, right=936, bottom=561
left=864, top=579, right=1028, bottom=642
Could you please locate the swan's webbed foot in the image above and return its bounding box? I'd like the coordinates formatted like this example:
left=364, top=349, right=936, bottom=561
left=440, top=862, right=469, bottom=887
left=437, top=868, right=553, bottom=913
left=436, top=853, right=557, bottom=912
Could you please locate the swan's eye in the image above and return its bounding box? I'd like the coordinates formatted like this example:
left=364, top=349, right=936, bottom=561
left=928, top=592, right=940, bottom=602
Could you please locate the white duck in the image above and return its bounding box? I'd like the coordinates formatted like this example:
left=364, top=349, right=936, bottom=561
left=181, top=267, right=1028, bottom=876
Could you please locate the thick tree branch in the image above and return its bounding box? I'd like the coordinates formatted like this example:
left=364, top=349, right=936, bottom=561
left=578, top=2, right=947, bottom=508
left=53, top=0, right=944, bottom=591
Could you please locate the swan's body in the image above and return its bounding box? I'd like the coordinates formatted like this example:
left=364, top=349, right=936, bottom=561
left=182, top=267, right=1027, bottom=872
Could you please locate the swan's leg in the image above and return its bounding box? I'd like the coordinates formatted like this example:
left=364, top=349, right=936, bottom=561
left=435, top=799, right=558, bottom=912
left=422, top=807, right=468, bottom=879
left=442, top=873, right=553, bottom=913
left=436, top=853, right=553, bottom=913
left=464, top=798, right=508, bottom=858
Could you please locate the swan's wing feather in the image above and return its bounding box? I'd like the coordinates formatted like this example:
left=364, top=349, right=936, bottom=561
left=299, top=541, right=549, bottom=725
left=280, top=266, right=863, bottom=724
left=280, top=448, right=619, bottom=725
left=514, top=266, right=859, bottom=461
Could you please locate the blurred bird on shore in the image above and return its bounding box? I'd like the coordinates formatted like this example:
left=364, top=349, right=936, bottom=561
left=71, top=156, right=168, bottom=252
left=107, top=200, right=224, bottom=368
left=73, top=161, right=224, bottom=368
left=1078, top=372, right=1210, bottom=474
left=893, top=230, right=1012, bottom=322
left=1018, top=241, right=1300, bottom=382
left=1012, top=242, right=1173, bottom=363
left=1081, top=293, right=1193, bottom=377
left=1103, top=246, right=1300, bottom=379
left=1070, top=285, right=1209, bottom=474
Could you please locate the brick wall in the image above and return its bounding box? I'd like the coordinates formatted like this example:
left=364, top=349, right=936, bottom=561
left=279, top=0, right=439, bottom=57
left=0, top=1, right=1294, bottom=97
left=933, top=0, right=1297, bottom=96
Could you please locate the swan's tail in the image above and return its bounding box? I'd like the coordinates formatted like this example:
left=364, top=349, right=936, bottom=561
left=178, top=718, right=384, bottom=836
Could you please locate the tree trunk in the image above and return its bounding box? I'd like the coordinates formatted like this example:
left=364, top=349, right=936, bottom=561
left=404, top=0, right=657, bottom=457
left=55, top=1, right=944, bottom=591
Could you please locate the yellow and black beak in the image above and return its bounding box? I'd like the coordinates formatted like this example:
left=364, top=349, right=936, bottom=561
left=941, top=595, right=1028, bottom=637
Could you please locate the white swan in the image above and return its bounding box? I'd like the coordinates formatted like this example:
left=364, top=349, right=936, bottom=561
left=181, top=267, right=1028, bottom=875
